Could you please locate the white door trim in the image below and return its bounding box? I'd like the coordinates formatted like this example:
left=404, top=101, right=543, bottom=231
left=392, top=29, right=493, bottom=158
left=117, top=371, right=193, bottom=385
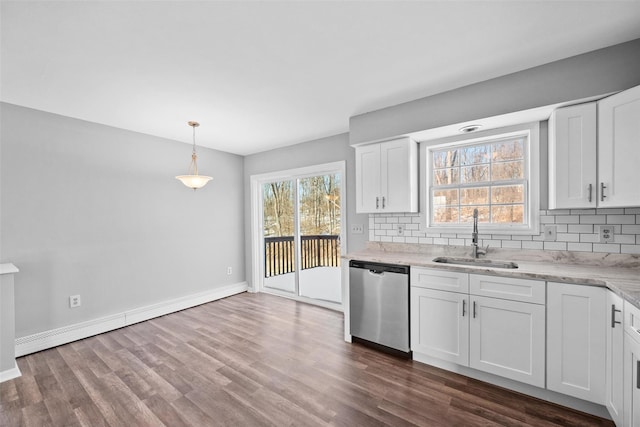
left=250, top=161, right=347, bottom=310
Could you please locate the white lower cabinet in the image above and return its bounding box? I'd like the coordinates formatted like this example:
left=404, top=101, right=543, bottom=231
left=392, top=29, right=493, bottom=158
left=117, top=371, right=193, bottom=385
left=606, top=291, right=624, bottom=426
left=546, top=282, right=606, bottom=404
left=410, top=287, right=469, bottom=365
left=469, top=295, right=546, bottom=388
left=410, top=268, right=546, bottom=387
left=624, top=301, right=640, bottom=427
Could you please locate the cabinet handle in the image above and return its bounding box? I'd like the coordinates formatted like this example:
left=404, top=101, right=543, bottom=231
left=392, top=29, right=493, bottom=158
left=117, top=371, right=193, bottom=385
left=382, top=196, right=386, bottom=209
left=462, top=299, right=466, bottom=317
left=473, top=301, right=477, bottom=318
left=588, top=184, right=592, bottom=203
left=611, top=304, right=622, bottom=328
left=637, top=361, right=640, bottom=389
left=601, top=183, right=607, bottom=201
left=376, top=197, right=379, bottom=209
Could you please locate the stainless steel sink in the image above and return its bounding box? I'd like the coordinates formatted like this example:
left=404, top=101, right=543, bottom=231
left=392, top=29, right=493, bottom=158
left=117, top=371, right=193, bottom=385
left=432, top=257, right=519, bottom=269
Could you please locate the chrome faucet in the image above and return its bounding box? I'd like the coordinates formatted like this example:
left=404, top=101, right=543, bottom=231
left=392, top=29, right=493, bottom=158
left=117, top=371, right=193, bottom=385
left=471, top=208, right=487, bottom=258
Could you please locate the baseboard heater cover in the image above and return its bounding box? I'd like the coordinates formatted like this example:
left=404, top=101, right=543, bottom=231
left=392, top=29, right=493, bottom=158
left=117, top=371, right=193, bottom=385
left=15, top=282, right=248, bottom=357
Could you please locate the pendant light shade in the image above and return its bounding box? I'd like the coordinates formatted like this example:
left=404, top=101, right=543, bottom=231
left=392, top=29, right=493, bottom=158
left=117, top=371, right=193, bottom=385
left=176, top=121, right=212, bottom=190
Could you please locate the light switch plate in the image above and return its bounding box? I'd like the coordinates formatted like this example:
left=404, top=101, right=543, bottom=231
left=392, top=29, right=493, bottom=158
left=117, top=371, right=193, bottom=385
left=599, top=225, right=614, bottom=243
left=543, top=225, right=557, bottom=241
left=351, top=224, right=364, bottom=234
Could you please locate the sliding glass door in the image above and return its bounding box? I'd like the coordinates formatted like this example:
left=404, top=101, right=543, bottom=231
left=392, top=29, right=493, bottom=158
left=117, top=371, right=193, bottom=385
left=297, top=174, right=341, bottom=303
left=256, top=163, right=344, bottom=308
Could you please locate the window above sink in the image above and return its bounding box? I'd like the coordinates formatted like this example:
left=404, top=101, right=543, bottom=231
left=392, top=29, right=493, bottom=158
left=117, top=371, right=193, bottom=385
left=422, top=122, right=540, bottom=236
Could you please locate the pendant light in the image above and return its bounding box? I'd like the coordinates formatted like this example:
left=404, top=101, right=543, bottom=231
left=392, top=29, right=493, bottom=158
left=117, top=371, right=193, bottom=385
left=176, top=121, right=212, bottom=190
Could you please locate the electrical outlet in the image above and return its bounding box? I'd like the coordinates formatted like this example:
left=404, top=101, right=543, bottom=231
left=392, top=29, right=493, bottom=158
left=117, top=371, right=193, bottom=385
left=543, top=225, right=557, bottom=241
left=69, top=295, right=81, bottom=308
left=599, top=225, right=614, bottom=243
left=351, top=224, right=364, bottom=234
left=396, top=224, right=404, bottom=236
left=227, top=267, right=233, bottom=275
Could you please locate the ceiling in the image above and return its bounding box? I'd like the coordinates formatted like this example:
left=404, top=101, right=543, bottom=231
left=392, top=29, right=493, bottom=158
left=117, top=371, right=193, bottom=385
left=2, top=1, right=640, bottom=156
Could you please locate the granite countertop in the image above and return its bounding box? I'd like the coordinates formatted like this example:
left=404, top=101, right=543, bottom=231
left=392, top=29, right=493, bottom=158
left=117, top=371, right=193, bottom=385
left=345, top=243, right=640, bottom=309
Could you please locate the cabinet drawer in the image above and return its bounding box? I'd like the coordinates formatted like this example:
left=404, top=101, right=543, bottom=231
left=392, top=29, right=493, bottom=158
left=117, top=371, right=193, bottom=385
left=470, top=274, right=545, bottom=304
left=411, top=267, right=469, bottom=293
left=625, top=300, right=640, bottom=345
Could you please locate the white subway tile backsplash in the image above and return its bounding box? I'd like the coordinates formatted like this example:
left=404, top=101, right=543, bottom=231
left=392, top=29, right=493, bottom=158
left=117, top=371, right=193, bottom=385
left=614, top=234, right=636, bottom=244
left=622, top=225, right=640, bottom=234
left=540, top=216, right=555, bottom=224
left=369, top=209, right=640, bottom=255
left=544, top=242, right=567, bottom=251
left=607, top=214, right=635, bottom=225
left=555, top=215, right=580, bottom=224
left=593, top=243, right=620, bottom=253
left=522, top=241, right=544, bottom=250
left=580, top=233, right=600, bottom=243
left=501, top=240, right=522, bottom=249
left=568, top=224, right=594, bottom=233
left=556, top=233, right=580, bottom=242
left=597, top=208, right=625, bottom=215
left=567, top=243, right=593, bottom=252
left=621, top=245, right=640, bottom=254
left=579, top=215, right=607, bottom=224
left=570, top=209, right=596, bottom=215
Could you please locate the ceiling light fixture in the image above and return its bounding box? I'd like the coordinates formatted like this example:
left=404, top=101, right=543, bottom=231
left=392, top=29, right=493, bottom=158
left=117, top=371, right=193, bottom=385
left=176, top=121, right=212, bottom=190
left=459, top=124, right=482, bottom=133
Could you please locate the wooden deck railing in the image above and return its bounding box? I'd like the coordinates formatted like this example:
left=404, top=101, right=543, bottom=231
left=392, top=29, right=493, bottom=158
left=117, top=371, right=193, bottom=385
left=264, top=235, right=340, bottom=278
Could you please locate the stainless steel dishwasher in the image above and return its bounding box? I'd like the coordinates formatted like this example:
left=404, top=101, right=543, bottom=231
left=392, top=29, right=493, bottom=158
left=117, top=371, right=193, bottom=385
left=349, top=260, right=410, bottom=356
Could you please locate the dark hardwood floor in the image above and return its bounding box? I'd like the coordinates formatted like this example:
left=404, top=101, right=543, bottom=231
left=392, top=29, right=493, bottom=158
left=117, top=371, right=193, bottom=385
left=1, top=292, right=614, bottom=426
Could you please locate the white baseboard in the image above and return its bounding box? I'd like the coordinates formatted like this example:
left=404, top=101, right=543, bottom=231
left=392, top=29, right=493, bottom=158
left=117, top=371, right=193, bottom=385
left=15, top=282, right=247, bottom=357
left=0, top=362, right=22, bottom=383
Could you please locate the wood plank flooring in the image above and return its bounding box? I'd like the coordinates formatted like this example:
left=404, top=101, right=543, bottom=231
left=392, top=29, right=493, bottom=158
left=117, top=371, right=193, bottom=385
left=1, top=292, right=614, bottom=426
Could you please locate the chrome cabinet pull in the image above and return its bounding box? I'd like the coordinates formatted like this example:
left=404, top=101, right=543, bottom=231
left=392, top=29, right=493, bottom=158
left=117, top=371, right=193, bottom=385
left=601, top=183, right=607, bottom=201
left=588, top=184, right=592, bottom=203
left=376, top=197, right=379, bottom=209
left=382, top=196, right=386, bottom=209
left=611, top=304, right=622, bottom=328
left=473, top=301, right=477, bottom=318
left=462, top=299, right=466, bottom=317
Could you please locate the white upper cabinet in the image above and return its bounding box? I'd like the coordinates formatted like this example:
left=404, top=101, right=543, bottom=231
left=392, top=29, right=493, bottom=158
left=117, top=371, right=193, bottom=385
left=598, top=84, right=640, bottom=208
left=548, top=102, right=597, bottom=209
left=355, top=137, right=418, bottom=213
left=549, top=84, right=640, bottom=209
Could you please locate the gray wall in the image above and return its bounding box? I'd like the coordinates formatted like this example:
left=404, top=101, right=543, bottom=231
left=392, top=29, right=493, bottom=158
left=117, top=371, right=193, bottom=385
left=243, top=133, right=368, bottom=289
left=350, top=38, right=640, bottom=145
left=0, top=103, right=245, bottom=337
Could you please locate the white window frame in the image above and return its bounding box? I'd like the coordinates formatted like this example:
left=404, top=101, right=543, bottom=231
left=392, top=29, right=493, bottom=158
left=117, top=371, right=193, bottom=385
left=424, top=122, right=540, bottom=235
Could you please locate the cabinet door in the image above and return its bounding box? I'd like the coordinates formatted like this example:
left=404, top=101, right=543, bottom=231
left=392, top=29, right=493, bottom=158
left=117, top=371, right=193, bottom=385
left=598, top=84, right=640, bottom=207
left=355, top=144, right=381, bottom=213
left=548, top=102, right=597, bottom=209
left=380, top=138, right=418, bottom=213
left=411, top=287, right=469, bottom=365
left=547, top=282, right=606, bottom=404
left=606, top=291, right=624, bottom=426
left=469, top=296, right=545, bottom=387
left=624, top=331, right=640, bottom=427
